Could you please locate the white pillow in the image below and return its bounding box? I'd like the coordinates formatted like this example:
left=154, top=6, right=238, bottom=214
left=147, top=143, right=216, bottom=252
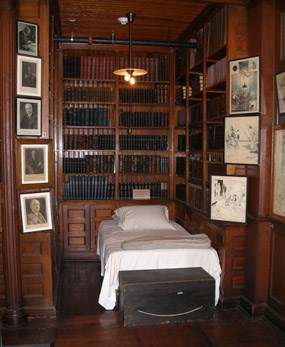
left=114, top=205, right=174, bottom=231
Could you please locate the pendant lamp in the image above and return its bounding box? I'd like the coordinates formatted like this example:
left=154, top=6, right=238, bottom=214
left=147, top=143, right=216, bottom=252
left=113, top=13, right=147, bottom=84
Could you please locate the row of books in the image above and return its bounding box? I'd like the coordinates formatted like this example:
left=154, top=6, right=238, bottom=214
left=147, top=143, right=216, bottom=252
left=189, top=74, right=204, bottom=96
left=190, top=103, right=203, bottom=123
left=63, top=87, right=115, bottom=103
left=176, top=157, right=186, bottom=175
left=119, top=155, right=169, bottom=174
left=177, top=109, right=186, bottom=127
left=119, top=181, right=168, bottom=200
left=176, top=183, right=186, bottom=202
left=119, top=85, right=168, bottom=104
left=188, top=184, right=203, bottom=211
left=63, top=176, right=115, bottom=200
left=189, top=131, right=203, bottom=150
left=176, top=86, right=191, bottom=105
left=119, top=111, right=169, bottom=127
left=63, top=55, right=115, bottom=80
left=189, top=157, right=203, bottom=179
left=207, top=56, right=227, bottom=88
left=63, top=134, right=116, bottom=150
left=177, top=135, right=186, bottom=151
left=208, top=162, right=226, bottom=181
left=63, top=155, right=115, bottom=174
left=207, top=94, right=226, bottom=119
left=207, top=125, right=224, bottom=150
left=119, top=135, right=168, bottom=150
left=63, top=107, right=111, bottom=126
left=119, top=55, right=169, bottom=81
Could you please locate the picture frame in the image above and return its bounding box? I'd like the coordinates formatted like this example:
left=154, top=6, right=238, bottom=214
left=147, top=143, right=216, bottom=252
left=16, top=139, right=52, bottom=189
left=16, top=55, right=42, bottom=97
left=272, top=129, right=285, bottom=218
left=20, top=192, right=52, bottom=233
left=229, top=56, right=260, bottom=115
left=210, top=174, right=248, bottom=224
left=16, top=20, right=38, bottom=57
left=16, top=97, right=42, bottom=136
left=281, top=11, right=285, bottom=61
left=224, top=115, right=260, bottom=165
left=275, top=70, right=285, bottom=115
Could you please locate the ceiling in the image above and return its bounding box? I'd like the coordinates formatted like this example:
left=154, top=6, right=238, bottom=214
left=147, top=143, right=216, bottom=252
left=52, top=0, right=247, bottom=45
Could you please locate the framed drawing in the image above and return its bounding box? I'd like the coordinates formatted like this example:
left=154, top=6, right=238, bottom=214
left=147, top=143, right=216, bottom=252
left=16, top=139, right=52, bottom=189
left=275, top=71, right=285, bottom=115
left=210, top=175, right=248, bottom=224
left=16, top=55, right=41, bottom=97
left=272, top=129, right=285, bottom=217
left=229, top=56, right=260, bottom=114
left=20, top=192, right=52, bottom=233
left=16, top=97, right=41, bottom=136
left=16, top=21, right=38, bottom=57
left=224, top=115, right=260, bottom=165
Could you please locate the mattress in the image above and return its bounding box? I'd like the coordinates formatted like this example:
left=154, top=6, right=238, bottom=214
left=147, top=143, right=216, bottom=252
left=97, top=219, right=222, bottom=310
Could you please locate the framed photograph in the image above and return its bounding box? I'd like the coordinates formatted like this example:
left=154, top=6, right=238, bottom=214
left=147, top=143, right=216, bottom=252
left=16, top=97, right=41, bottom=136
left=16, top=55, right=41, bottom=97
left=275, top=71, right=285, bottom=115
left=224, top=115, right=260, bottom=165
left=16, top=139, right=52, bottom=189
left=17, top=21, right=38, bottom=56
left=229, top=56, right=260, bottom=114
left=272, top=129, right=285, bottom=217
left=210, top=175, right=248, bottom=224
left=20, top=192, right=52, bottom=233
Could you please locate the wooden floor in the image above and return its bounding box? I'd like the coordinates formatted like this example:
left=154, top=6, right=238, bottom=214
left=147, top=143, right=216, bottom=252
left=2, top=261, right=285, bottom=347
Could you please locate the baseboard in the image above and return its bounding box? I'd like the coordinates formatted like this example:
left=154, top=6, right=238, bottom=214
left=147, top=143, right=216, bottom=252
left=3, top=344, right=54, bottom=347
left=265, top=306, right=285, bottom=333
left=239, top=296, right=266, bottom=316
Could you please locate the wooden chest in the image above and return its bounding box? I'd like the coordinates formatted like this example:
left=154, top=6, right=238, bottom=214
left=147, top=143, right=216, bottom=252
left=119, top=267, right=215, bottom=327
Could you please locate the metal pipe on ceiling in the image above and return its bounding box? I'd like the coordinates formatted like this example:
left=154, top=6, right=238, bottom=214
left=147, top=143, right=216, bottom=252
left=53, top=36, right=196, bottom=49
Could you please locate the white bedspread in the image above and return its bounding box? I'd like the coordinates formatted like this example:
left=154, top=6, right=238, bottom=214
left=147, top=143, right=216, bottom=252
left=97, top=220, right=222, bottom=310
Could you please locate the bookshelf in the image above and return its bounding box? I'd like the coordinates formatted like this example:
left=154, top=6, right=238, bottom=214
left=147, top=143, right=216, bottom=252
left=174, top=4, right=249, bottom=305
left=56, top=46, right=173, bottom=258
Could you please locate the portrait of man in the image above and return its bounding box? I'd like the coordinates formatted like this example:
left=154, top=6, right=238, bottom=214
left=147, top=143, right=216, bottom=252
left=22, top=61, right=37, bottom=88
left=20, top=103, right=37, bottom=129
left=27, top=198, right=47, bottom=225
left=17, top=98, right=41, bottom=136
left=17, top=21, right=38, bottom=56
left=25, top=148, right=44, bottom=175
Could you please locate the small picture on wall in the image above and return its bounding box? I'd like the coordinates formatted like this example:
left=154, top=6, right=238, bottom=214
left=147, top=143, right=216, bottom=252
left=20, top=192, right=52, bottom=233
left=16, top=55, right=41, bottom=97
left=17, top=21, right=38, bottom=57
left=275, top=70, right=285, bottom=115
left=16, top=97, right=41, bottom=136
left=210, top=175, right=248, bottom=224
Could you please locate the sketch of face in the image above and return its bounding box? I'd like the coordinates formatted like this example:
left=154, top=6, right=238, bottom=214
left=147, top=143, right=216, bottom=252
left=25, top=103, right=33, bottom=115
left=30, top=199, right=40, bottom=212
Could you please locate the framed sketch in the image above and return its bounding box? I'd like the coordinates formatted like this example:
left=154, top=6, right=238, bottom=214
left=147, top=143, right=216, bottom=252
left=224, top=115, right=260, bottom=165
left=210, top=175, right=248, bottom=224
left=272, top=129, right=285, bottom=217
left=17, top=21, right=38, bottom=56
left=275, top=71, right=285, bottom=115
left=281, top=11, right=285, bottom=61
left=229, top=56, right=260, bottom=114
left=16, top=97, right=41, bottom=136
left=16, top=55, right=41, bottom=97
left=20, top=192, right=52, bottom=233
left=16, top=139, right=52, bottom=189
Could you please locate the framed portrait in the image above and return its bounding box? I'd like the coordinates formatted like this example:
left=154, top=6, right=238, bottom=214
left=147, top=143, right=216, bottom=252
left=16, top=55, right=42, bottom=97
left=272, top=129, right=285, bottom=218
left=210, top=175, right=248, bottom=224
left=16, top=139, right=52, bottom=189
left=229, top=56, right=260, bottom=115
left=16, top=97, right=41, bottom=136
left=224, top=115, right=260, bottom=165
left=20, top=192, right=52, bottom=233
left=275, top=71, right=285, bottom=116
left=16, top=21, right=38, bottom=57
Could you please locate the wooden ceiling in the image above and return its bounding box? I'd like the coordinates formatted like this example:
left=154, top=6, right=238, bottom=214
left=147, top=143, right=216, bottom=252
left=53, top=0, right=247, bottom=44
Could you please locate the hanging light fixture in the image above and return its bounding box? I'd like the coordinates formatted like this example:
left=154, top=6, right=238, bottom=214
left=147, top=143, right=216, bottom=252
left=113, top=13, right=147, bottom=84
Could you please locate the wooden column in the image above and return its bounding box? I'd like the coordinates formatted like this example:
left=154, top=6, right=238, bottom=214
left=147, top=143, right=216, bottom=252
left=0, top=0, right=28, bottom=327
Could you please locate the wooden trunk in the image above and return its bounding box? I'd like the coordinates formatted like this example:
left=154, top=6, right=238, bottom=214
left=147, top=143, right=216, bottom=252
left=119, top=267, right=215, bottom=327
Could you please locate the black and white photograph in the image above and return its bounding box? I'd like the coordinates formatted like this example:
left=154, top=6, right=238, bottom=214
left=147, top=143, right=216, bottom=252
left=20, top=192, right=52, bottom=233
left=16, top=97, right=41, bottom=136
left=224, top=115, right=260, bottom=165
left=17, top=20, right=38, bottom=56
left=16, top=55, right=42, bottom=97
left=210, top=175, right=248, bottom=224
left=229, top=56, right=260, bottom=114
left=17, top=140, right=52, bottom=188
left=276, top=70, right=285, bottom=115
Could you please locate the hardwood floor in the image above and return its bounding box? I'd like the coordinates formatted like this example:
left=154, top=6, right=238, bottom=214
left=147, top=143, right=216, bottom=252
left=2, top=261, right=285, bottom=346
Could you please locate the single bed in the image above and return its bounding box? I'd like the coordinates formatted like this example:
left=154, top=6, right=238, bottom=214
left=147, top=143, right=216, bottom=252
left=97, top=205, right=222, bottom=310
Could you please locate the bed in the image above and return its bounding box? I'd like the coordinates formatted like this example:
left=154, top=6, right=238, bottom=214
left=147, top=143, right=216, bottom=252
left=97, top=205, right=222, bottom=310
